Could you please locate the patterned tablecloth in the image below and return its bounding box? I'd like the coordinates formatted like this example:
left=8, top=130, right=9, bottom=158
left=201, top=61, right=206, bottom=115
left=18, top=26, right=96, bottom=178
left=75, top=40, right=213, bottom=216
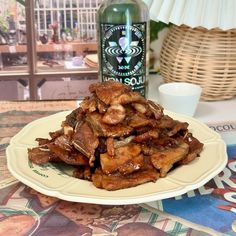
left=0, top=100, right=233, bottom=236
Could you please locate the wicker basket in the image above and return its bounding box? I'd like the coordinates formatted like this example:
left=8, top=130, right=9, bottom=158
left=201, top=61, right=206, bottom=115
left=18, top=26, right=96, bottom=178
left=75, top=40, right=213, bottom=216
left=160, top=25, right=236, bottom=101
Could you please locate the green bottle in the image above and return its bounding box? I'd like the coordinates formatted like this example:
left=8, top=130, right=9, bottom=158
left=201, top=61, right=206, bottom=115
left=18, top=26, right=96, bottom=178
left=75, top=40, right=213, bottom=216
left=97, top=0, right=150, bottom=97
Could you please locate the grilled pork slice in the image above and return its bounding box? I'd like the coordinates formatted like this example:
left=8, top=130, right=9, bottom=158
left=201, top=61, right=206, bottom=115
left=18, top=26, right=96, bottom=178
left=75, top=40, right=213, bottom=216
left=80, top=96, right=97, bottom=113
left=102, top=104, right=126, bottom=125
left=49, top=129, right=64, bottom=139
left=157, top=115, right=189, bottom=136
left=92, top=167, right=159, bottom=191
left=131, top=100, right=164, bottom=120
left=167, top=121, right=189, bottom=137
left=80, top=95, right=109, bottom=114
left=73, top=121, right=99, bottom=165
left=132, top=102, right=148, bottom=114
left=100, top=143, right=144, bottom=175
left=73, top=166, right=92, bottom=180
left=47, top=144, right=89, bottom=166
left=35, top=138, right=51, bottom=146
left=106, top=137, right=115, bottom=156
left=63, top=107, right=83, bottom=129
left=89, top=81, right=131, bottom=105
left=128, top=113, right=153, bottom=128
left=141, top=136, right=178, bottom=156
left=28, top=147, right=61, bottom=165
left=86, top=112, right=133, bottom=137
left=111, top=91, right=146, bottom=105
left=178, top=133, right=204, bottom=165
left=54, top=134, right=73, bottom=152
left=151, top=141, right=189, bottom=177
left=97, top=98, right=108, bottom=114
left=134, top=130, right=159, bottom=143
left=147, top=100, right=163, bottom=120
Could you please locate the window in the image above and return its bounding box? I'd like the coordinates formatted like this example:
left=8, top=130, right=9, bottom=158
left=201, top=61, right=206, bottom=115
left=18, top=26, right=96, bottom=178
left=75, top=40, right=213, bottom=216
left=0, top=0, right=101, bottom=100
left=34, top=0, right=100, bottom=42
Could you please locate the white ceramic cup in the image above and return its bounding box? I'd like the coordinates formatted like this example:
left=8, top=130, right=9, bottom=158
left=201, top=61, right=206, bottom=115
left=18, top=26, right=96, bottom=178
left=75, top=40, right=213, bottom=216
left=158, top=82, right=202, bottom=116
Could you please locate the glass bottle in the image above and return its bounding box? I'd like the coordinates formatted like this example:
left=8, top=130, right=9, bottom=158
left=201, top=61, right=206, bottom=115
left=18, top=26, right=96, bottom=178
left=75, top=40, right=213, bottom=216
left=97, top=0, right=150, bottom=97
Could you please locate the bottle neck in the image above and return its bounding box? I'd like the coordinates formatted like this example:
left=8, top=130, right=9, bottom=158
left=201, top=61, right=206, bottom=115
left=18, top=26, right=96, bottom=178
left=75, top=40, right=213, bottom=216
left=105, top=0, right=139, bottom=4
left=98, top=0, right=149, bottom=24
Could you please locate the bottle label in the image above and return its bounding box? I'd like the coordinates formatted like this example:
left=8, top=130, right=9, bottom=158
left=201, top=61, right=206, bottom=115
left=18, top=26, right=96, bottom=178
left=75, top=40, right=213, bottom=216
left=100, top=23, right=147, bottom=96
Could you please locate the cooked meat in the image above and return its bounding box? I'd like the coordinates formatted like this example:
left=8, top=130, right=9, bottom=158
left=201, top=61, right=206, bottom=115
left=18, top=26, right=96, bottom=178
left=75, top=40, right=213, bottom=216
left=111, top=91, right=146, bottom=105
left=28, top=81, right=204, bottom=191
left=100, top=143, right=143, bottom=175
left=73, top=121, right=99, bottom=165
left=73, top=166, right=92, bottom=180
left=63, top=107, right=83, bottom=128
left=102, top=104, right=126, bottom=125
left=184, top=133, right=204, bottom=153
left=97, top=98, right=108, bottom=114
left=151, top=141, right=189, bottom=177
left=92, top=167, right=159, bottom=191
left=157, top=115, right=188, bottom=136
left=167, top=121, right=188, bottom=136
left=106, top=137, right=115, bottom=157
left=151, top=135, right=178, bottom=149
left=49, top=129, right=64, bottom=139
left=35, top=138, right=51, bottom=146
left=96, top=137, right=107, bottom=154
left=132, top=102, right=148, bottom=114
left=114, top=142, right=142, bottom=158
left=47, top=143, right=89, bottom=166
left=28, top=147, right=60, bottom=165
left=89, top=81, right=131, bottom=105
left=179, top=152, right=199, bottom=165
left=54, top=135, right=72, bottom=151
left=141, top=144, right=160, bottom=156
left=141, top=137, right=178, bottom=156
left=86, top=112, right=133, bottom=137
left=157, top=115, right=176, bottom=129
left=114, top=136, right=135, bottom=148
left=73, top=166, right=84, bottom=179
left=80, top=96, right=97, bottom=113
left=100, top=152, right=144, bottom=175
left=128, top=113, right=153, bottom=128
left=63, top=125, right=74, bottom=135
left=178, top=133, right=204, bottom=165
left=147, top=100, right=164, bottom=120
left=134, top=130, right=159, bottom=143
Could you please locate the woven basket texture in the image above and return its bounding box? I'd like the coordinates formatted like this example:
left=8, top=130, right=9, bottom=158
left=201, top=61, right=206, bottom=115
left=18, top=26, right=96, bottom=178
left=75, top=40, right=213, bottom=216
left=160, top=25, right=236, bottom=101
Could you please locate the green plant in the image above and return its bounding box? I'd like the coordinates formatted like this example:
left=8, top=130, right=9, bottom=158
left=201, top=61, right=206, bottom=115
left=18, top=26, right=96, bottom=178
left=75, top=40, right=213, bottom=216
left=150, top=20, right=170, bottom=42
left=64, top=28, right=72, bottom=34
left=0, top=16, right=8, bottom=33
left=149, top=21, right=170, bottom=72
left=16, top=0, right=25, bottom=6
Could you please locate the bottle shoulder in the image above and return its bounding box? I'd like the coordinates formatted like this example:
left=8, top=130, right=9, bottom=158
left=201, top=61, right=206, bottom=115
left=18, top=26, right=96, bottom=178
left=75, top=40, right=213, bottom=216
left=98, top=0, right=149, bottom=23
left=98, top=0, right=148, bottom=12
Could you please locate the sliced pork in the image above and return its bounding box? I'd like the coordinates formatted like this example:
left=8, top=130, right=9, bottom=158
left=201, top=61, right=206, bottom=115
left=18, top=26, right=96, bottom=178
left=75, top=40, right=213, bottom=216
left=28, top=81, right=204, bottom=191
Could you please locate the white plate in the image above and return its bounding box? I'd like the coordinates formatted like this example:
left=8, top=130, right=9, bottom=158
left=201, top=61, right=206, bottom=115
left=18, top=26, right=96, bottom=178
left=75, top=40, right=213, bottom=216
left=6, top=110, right=227, bottom=205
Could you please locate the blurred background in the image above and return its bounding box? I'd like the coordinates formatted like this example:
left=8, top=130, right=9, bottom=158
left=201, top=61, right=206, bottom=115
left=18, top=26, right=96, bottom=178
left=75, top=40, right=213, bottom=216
left=0, top=0, right=168, bottom=100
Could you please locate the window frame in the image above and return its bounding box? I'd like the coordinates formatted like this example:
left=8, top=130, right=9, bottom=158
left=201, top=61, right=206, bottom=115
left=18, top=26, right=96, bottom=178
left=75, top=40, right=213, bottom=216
left=0, top=0, right=98, bottom=100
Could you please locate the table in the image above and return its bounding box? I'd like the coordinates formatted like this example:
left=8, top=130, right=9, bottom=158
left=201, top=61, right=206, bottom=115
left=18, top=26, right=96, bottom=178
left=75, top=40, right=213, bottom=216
left=0, top=95, right=235, bottom=235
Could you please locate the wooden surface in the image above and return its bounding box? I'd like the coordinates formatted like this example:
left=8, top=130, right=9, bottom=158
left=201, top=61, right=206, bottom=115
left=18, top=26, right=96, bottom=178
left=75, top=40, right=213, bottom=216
left=0, top=41, right=97, bottom=54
